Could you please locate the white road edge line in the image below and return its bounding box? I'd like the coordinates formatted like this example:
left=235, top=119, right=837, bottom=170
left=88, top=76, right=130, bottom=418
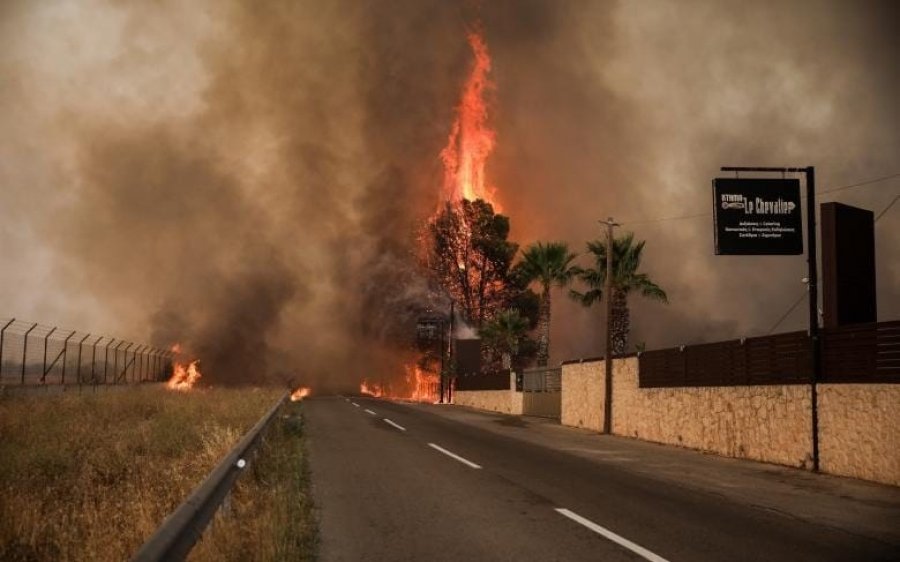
left=555, top=508, right=669, bottom=562
left=427, top=443, right=482, bottom=469
left=364, top=409, right=376, bottom=415
left=383, top=418, right=406, bottom=432
left=351, top=402, right=360, bottom=407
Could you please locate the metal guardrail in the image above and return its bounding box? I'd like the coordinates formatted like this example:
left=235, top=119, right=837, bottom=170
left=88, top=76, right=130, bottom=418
left=132, top=392, right=288, bottom=562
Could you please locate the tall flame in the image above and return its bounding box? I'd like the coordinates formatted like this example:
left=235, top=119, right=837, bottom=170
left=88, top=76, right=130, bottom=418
left=440, top=29, right=498, bottom=208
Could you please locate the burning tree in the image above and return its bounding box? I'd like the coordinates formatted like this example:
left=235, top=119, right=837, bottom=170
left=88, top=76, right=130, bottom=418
left=427, top=198, right=518, bottom=327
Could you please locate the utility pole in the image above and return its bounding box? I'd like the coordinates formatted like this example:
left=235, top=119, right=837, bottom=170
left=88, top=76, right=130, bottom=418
left=599, top=217, right=619, bottom=435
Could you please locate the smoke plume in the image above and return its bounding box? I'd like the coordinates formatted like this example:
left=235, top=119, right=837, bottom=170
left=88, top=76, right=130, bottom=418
left=0, top=0, right=897, bottom=388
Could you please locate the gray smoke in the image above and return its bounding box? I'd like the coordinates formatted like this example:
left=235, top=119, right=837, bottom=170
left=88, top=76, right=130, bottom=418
left=0, top=0, right=897, bottom=387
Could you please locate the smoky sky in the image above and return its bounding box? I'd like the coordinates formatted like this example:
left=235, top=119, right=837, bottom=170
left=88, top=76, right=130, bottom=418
left=0, top=0, right=897, bottom=389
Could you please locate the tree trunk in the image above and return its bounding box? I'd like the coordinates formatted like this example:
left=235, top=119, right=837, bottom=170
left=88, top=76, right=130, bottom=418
left=611, top=289, right=629, bottom=355
left=536, top=285, right=551, bottom=367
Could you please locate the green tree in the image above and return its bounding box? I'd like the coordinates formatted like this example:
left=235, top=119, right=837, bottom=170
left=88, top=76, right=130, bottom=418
left=479, top=309, right=529, bottom=370
left=514, top=241, right=579, bottom=366
left=428, top=199, right=518, bottom=327
left=570, top=232, right=667, bottom=355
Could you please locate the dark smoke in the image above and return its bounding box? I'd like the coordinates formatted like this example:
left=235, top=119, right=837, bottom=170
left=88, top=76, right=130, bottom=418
left=0, top=0, right=897, bottom=388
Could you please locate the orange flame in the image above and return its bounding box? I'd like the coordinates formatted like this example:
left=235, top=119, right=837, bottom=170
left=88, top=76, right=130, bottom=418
left=360, top=379, right=384, bottom=398
left=359, top=364, right=439, bottom=403
left=167, top=360, right=201, bottom=391
left=440, top=29, right=499, bottom=209
left=290, top=386, right=311, bottom=401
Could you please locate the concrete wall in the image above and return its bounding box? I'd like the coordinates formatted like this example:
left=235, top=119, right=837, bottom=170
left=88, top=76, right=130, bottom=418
left=560, top=358, right=899, bottom=485
left=818, top=384, right=900, bottom=486
left=453, top=372, right=523, bottom=415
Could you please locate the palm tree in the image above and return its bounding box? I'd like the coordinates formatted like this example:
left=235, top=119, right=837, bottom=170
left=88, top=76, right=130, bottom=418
left=479, top=309, right=529, bottom=370
left=570, top=232, right=667, bottom=355
left=515, top=242, right=579, bottom=366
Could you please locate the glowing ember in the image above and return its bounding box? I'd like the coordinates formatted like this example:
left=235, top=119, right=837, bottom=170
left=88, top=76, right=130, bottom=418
left=290, top=386, right=311, bottom=401
left=167, top=360, right=201, bottom=391
left=440, top=28, right=499, bottom=208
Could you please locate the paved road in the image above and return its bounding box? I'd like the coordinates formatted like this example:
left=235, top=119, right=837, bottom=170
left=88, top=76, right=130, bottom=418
left=304, top=396, right=900, bottom=562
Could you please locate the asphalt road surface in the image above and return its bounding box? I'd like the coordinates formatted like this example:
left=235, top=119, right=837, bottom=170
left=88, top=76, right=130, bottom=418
left=304, top=396, right=900, bottom=562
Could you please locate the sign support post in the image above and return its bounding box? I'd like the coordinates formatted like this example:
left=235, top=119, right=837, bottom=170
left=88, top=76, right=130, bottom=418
left=720, top=166, right=819, bottom=471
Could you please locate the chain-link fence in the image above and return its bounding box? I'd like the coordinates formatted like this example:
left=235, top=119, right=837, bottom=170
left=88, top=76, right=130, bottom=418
left=0, top=318, right=173, bottom=388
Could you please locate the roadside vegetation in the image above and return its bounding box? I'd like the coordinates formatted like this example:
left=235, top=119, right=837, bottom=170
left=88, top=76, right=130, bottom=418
left=189, top=399, right=317, bottom=562
left=0, top=385, right=311, bottom=561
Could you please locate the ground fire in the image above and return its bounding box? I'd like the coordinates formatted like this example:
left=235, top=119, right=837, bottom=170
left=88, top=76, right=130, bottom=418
left=359, top=364, right=439, bottom=402
left=167, top=360, right=202, bottom=391
left=290, top=386, right=311, bottom=401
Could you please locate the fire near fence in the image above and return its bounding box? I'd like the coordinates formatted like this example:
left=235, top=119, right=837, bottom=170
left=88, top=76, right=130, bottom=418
left=0, top=318, right=173, bottom=387
left=639, top=320, right=900, bottom=387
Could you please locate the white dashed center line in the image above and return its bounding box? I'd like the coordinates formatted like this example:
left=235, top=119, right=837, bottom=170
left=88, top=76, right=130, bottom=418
left=364, top=409, right=376, bottom=416
left=351, top=402, right=360, bottom=407
left=383, top=418, right=406, bottom=432
left=427, top=443, right=482, bottom=469
left=555, top=508, right=669, bottom=562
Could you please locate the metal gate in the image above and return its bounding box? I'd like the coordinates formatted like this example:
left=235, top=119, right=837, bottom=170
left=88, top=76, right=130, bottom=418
left=521, top=367, right=561, bottom=419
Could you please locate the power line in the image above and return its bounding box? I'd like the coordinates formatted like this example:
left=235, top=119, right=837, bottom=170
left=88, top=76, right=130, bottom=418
left=820, top=172, right=900, bottom=194
left=875, top=193, right=900, bottom=222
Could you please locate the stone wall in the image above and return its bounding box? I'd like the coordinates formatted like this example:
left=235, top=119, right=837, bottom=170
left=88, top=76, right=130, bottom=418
left=818, top=384, right=900, bottom=486
left=610, top=357, right=813, bottom=468
left=560, top=357, right=899, bottom=485
left=453, top=372, right=523, bottom=415
left=560, top=360, right=605, bottom=432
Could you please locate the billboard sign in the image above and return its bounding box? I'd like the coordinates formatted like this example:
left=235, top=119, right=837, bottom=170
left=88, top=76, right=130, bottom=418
left=713, top=178, right=803, bottom=255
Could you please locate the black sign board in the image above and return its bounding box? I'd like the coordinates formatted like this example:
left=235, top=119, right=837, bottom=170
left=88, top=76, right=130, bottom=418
left=713, top=178, right=803, bottom=255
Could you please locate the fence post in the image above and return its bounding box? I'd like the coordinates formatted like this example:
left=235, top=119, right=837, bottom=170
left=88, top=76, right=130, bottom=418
left=42, top=327, right=57, bottom=385
left=134, top=345, right=143, bottom=382
left=113, top=341, right=126, bottom=383
left=58, top=331, right=76, bottom=385
left=89, top=335, right=103, bottom=384
left=0, top=318, right=15, bottom=382
left=133, top=345, right=146, bottom=382
left=119, top=343, right=133, bottom=383
left=21, top=323, right=38, bottom=385
left=75, top=333, right=90, bottom=387
left=104, top=339, right=116, bottom=384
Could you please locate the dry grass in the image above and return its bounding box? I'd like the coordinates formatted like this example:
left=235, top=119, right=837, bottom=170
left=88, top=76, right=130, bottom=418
left=0, top=385, right=284, bottom=561
left=189, top=400, right=317, bottom=562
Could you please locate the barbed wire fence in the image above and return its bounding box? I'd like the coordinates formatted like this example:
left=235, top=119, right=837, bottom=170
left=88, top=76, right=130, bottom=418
left=0, top=317, right=174, bottom=389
